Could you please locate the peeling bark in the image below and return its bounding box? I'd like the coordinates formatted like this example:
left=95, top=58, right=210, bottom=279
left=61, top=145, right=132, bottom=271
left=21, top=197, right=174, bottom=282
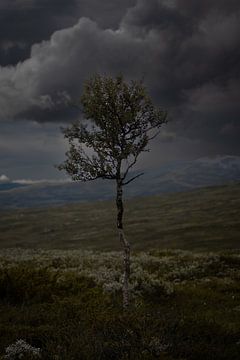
left=116, top=181, right=130, bottom=308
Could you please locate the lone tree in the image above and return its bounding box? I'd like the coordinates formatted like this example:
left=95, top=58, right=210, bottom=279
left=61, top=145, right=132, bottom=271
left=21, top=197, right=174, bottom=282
left=58, top=75, right=167, bottom=307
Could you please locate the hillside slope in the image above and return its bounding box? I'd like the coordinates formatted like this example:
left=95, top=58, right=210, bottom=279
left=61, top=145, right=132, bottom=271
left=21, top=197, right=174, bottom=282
left=0, top=183, right=239, bottom=251
left=1, top=155, right=240, bottom=209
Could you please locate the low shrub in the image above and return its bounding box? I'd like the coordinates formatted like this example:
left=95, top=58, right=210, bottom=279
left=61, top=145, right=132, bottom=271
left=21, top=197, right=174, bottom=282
left=0, top=249, right=239, bottom=359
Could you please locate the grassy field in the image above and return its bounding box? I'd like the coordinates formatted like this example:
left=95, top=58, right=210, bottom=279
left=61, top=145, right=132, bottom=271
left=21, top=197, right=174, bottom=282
left=0, top=183, right=239, bottom=251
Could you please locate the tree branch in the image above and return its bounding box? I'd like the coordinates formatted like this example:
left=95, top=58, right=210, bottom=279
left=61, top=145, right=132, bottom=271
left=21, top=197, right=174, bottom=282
left=122, top=154, right=138, bottom=180
left=74, top=173, right=116, bottom=182
left=147, top=129, right=161, bottom=141
left=122, top=172, right=144, bottom=186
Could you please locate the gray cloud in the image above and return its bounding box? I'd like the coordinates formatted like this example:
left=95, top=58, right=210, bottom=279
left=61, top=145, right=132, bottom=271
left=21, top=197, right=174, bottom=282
left=0, top=0, right=240, bottom=160
left=0, top=17, right=150, bottom=121
left=0, top=0, right=135, bottom=65
left=121, top=0, right=240, bottom=153
left=0, top=119, right=68, bottom=180
left=0, top=174, right=10, bottom=182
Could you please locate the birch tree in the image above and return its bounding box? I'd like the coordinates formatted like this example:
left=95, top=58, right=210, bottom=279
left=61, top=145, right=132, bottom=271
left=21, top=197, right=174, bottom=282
left=58, top=74, right=167, bottom=308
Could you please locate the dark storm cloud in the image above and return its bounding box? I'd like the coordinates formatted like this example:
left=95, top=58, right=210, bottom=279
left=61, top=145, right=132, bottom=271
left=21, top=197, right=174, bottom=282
left=121, top=0, right=240, bottom=151
left=0, top=0, right=240, bottom=155
left=0, top=0, right=136, bottom=65
left=0, top=0, right=76, bottom=65
left=122, top=0, right=240, bottom=99
left=0, top=17, right=150, bottom=121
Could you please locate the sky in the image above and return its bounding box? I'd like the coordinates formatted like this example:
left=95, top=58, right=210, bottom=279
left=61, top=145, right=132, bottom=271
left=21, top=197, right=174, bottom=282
left=0, top=0, right=240, bottom=181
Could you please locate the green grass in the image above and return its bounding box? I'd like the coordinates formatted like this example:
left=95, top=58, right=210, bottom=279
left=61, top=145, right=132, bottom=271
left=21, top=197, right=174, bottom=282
left=0, top=183, right=239, bottom=251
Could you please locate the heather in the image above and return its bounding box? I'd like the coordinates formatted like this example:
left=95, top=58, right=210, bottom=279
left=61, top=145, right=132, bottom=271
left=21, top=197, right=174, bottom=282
left=0, top=248, right=240, bottom=359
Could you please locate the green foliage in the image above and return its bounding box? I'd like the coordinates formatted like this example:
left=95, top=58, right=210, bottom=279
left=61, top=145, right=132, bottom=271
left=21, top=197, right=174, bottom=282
left=58, top=74, right=167, bottom=184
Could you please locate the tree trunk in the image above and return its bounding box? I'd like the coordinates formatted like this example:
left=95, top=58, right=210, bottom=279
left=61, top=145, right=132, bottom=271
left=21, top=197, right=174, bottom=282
left=116, top=180, right=130, bottom=308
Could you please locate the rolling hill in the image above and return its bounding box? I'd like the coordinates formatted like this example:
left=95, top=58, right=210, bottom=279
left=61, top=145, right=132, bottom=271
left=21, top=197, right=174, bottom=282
left=1, top=155, right=240, bottom=209
left=0, top=182, right=239, bottom=251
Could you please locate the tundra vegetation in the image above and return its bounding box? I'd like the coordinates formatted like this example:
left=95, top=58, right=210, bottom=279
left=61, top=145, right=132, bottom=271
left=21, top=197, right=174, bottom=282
left=58, top=74, right=167, bottom=307
left=0, top=248, right=240, bottom=359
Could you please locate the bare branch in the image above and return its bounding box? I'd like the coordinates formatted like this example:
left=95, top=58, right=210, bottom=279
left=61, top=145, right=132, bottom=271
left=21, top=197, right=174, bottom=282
left=122, top=172, right=144, bottom=186
left=147, top=129, right=161, bottom=141
left=122, top=154, right=138, bottom=180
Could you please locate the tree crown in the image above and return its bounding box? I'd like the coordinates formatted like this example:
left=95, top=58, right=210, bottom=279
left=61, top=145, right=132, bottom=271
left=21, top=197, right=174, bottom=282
left=58, top=74, right=167, bottom=185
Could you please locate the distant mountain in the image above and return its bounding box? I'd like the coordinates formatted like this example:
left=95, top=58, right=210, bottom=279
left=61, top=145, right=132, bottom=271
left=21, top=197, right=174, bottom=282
left=0, top=183, right=26, bottom=192
left=0, top=155, right=240, bottom=209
